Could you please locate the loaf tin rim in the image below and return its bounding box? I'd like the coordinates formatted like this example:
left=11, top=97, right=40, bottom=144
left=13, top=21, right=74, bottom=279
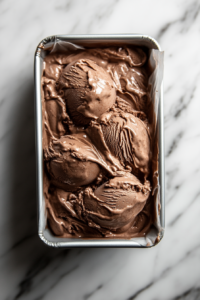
left=34, top=34, right=165, bottom=248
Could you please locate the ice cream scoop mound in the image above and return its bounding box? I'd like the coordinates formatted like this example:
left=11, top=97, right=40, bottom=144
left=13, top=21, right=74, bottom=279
left=83, top=175, right=151, bottom=231
left=58, top=59, right=116, bottom=126
left=101, top=112, right=150, bottom=178
left=47, top=135, right=101, bottom=190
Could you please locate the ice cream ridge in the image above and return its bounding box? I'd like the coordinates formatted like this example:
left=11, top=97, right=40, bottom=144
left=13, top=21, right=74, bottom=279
left=42, top=45, right=157, bottom=238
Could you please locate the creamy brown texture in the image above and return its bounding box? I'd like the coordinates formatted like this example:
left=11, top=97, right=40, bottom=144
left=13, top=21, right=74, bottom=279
left=42, top=45, right=158, bottom=238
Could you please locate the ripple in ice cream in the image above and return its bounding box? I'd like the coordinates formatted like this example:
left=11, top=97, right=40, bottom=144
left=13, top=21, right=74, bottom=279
left=42, top=44, right=157, bottom=238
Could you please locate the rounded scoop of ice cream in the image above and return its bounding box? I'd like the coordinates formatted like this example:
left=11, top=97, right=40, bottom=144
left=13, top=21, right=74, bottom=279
left=101, top=112, right=150, bottom=178
left=47, top=135, right=100, bottom=191
left=83, top=175, right=151, bottom=231
left=58, top=59, right=116, bottom=126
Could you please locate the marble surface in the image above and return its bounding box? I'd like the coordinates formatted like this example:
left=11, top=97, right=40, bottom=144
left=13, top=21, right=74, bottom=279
left=1, top=0, right=200, bottom=299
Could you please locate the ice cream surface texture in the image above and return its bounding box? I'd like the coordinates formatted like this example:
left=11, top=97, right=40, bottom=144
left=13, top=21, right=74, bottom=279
left=42, top=44, right=158, bottom=238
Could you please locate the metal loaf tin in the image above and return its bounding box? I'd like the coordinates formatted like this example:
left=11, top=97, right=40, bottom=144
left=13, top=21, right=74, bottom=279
left=34, top=34, right=165, bottom=248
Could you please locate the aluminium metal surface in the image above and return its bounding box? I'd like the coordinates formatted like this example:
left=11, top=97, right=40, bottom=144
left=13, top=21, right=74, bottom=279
left=34, top=34, right=165, bottom=248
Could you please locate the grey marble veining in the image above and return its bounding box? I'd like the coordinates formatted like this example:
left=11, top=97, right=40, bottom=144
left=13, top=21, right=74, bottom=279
left=0, top=0, right=200, bottom=299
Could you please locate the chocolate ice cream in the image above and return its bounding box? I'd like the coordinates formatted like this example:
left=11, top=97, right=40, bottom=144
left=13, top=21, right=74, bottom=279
left=42, top=44, right=158, bottom=238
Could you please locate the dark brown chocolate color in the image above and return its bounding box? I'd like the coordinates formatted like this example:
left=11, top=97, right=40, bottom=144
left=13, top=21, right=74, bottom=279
left=42, top=45, right=158, bottom=238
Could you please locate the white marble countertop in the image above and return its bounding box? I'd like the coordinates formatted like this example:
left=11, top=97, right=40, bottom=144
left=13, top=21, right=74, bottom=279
left=1, top=0, right=200, bottom=299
